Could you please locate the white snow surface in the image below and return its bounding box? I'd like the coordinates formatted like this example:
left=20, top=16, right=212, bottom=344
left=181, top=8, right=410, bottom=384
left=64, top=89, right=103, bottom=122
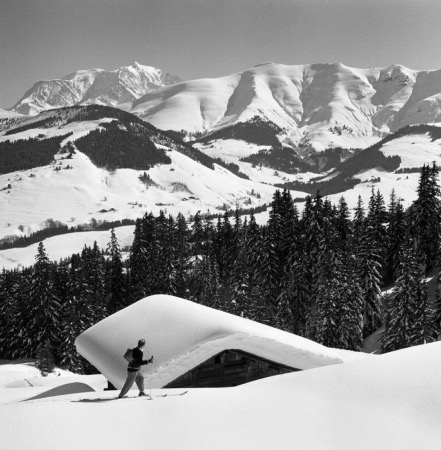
left=75, top=295, right=360, bottom=390
left=2, top=341, right=441, bottom=449
left=129, top=62, right=441, bottom=150
left=0, top=226, right=135, bottom=270
left=0, top=118, right=275, bottom=242
left=0, top=109, right=24, bottom=119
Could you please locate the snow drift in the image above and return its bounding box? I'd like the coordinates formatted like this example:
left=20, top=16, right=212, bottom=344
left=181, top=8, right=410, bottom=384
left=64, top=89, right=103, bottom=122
left=75, top=294, right=368, bottom=389
left=2, top=342, right=441, bottom=449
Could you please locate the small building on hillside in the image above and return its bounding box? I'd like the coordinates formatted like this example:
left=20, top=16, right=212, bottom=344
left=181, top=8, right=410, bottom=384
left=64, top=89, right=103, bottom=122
left=75, top=295, right=369, bottom=390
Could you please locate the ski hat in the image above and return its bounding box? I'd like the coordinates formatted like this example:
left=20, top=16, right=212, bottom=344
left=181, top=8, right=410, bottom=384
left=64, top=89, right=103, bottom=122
left=138, top=339, right=146, bottom=347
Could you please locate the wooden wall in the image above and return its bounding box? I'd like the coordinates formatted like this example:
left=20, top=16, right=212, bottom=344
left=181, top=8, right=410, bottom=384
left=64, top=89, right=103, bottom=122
left=163, top=349, right=299, bottom=388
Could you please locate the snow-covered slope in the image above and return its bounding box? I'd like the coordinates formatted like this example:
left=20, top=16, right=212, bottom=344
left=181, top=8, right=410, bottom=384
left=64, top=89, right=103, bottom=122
left=326, top=129, right=441, bottom=208
left=75, top=295, right=365, bottom=389
left=0, top=108, right=24, bottom=119
left=10, top=62, right=181, bottom=115
left=130, top=62, right=441, bottom=151
left=0, top=107, right=278, bottom=242
left=2, top=341, right=441, bottom=449
left=0, top=226, right=135, bottom=270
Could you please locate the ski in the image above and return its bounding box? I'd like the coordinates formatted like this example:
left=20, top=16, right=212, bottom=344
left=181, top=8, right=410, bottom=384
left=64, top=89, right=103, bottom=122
left=153, top=391, right=188, bottom=398
left=73, top=391, right=188, bottom=403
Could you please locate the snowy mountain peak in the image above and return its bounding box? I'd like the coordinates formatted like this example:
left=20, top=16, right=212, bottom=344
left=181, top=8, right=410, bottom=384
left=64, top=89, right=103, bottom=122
left=130, top=61, right=441, bottom=150
left=10, top=63, right=182, bottom=115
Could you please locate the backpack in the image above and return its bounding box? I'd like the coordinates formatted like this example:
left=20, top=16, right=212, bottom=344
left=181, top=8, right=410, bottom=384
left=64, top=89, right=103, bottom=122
left=123, top=348, right=134, bottom=362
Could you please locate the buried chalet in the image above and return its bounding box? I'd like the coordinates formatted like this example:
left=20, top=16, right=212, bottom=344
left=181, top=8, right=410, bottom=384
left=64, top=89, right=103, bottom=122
left=75, top=295, right=369, bottom=390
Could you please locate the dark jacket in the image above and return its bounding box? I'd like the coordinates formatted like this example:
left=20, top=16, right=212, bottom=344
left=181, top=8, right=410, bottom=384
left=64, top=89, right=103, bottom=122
left=128, top=347, right=150, bottom=372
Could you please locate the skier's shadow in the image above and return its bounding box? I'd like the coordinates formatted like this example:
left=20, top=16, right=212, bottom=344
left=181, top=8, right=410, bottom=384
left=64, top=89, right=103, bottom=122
left=72, top=397, right=119, bottom=403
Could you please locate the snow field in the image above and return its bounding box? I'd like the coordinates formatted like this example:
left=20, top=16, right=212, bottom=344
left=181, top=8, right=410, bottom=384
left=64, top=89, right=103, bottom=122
left=1, top=342, right=441, bottom=449
left=0, top=120, right=273, bottom=242
left=0, top=226, right=135, bottom=270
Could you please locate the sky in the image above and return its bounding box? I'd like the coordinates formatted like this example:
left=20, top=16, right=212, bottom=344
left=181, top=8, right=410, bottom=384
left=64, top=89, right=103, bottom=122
left=1, top=0, right=441, bottom=109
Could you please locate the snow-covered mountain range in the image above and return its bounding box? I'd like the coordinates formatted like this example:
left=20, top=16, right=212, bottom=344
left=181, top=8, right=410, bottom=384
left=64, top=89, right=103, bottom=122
left=130, top=62, right=441, bottom=151
left=10, top=62, right=441, bottom=151
left=10, top=62, right=181, bottom=115
left=3, top=62, right=441, bottom=262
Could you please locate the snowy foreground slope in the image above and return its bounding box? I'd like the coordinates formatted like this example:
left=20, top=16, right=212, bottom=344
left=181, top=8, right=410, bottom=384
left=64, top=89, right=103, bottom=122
left=1, top=342, right=441, bottom=449
left=75, top=295, right=366, bottom=389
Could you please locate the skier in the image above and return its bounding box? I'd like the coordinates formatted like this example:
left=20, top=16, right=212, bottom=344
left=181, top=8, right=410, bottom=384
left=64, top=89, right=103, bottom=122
left=118, top=339, right=153, bottom=398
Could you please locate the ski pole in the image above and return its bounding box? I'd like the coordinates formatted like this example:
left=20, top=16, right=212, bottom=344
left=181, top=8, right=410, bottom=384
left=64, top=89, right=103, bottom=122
left=150, top=359, right=152, bottom=399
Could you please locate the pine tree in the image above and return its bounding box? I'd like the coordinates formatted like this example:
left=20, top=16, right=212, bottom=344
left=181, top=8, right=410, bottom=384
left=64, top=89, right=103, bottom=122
left=82, top=242, right=106, bottom=321
left=385, top=191, right=406, bottom=283
left=141, top=212, right=157, bottom=297
left=129, top=218, right=147, bottom=301
left=57, top=254, right=90, bottom=372
left=335, top=196, right=352, bottom=252
left=106, top=229, right=126, bottom=314
left=352, top=195, right=366, bottom=253
left=410, top=163, right=441, bottom=272
left=27, top=242, right=61, bottom=356
left=230, top=218, right=252, bottom=316
left=312, top=215, right=340, bottom=343
left=381, top=238, right=437, bottom=352
left=0, top=269, right=29, bottom=358
left=174, top=213, right=190, bottom=298
left=356, top=225, right=383, bottom=338
left=219, top=211, right=234, bottom=283
left=366, top=188, right=388, bottom=279
left=336, top=256, right=364, bottom=350
left=259, top=227, right=280, bottom=323
left=188, top=254, right=220, bottom=307
left=35, top=341, right=56, bottom=376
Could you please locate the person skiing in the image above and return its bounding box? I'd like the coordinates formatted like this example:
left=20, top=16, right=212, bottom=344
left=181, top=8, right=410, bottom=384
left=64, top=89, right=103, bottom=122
left=118, top=339, right=153, bottom=398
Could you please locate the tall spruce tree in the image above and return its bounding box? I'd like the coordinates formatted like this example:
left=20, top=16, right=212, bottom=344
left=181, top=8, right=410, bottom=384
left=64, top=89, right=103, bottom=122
left=385, top=191, right=407, bottom=283
left=81, top=242, right=106, bottom=321
left=106, top=229, right=126, bottom=314
left=381, top=238, right=437, bottom=352
left=356, top=223, right=383, bottom=338
left=129, top=218, right=147, bottom=301
left=410, top=163, right=441, bottom=272
left=58, top=254, right=89, bottom=372
left=0, top=269, right=29, bottom=358
left=27, top=242, right=60, bottom=357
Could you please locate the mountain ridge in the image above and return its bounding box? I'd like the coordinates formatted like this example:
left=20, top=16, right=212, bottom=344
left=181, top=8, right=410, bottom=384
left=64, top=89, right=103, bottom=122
left=10, top=62, right=182, bottom=115
left=10, top=61, right=441, bottom=152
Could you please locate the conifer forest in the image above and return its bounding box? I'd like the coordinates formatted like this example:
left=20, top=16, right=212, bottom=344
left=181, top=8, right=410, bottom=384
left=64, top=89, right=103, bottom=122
left=1, top=164, right=441, bottom=373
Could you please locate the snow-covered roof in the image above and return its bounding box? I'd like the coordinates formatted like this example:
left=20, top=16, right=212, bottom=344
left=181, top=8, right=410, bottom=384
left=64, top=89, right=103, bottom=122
left=75, top=294, right=368, bottom=389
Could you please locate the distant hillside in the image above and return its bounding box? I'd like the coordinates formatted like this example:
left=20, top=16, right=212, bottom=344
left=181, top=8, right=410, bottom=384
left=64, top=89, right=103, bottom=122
left=197, top=116, right=283, bottom=147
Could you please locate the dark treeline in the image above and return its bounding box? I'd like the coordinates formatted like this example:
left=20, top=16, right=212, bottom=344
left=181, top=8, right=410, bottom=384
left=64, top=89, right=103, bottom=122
left=196, top=116, right=283, bottom=147
left=1, top=164, right=441, bottom=373
left=278, top=146, right=401, bottom=196
left=0, top=134, right=72, bottom=175
left=74, top=121, right=171, bottom=171
left=240, top=146, right=312, bottom=174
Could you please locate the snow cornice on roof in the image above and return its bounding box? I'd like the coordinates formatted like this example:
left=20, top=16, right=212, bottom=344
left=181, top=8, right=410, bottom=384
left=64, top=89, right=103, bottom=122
left=75, top=295, right=362, bottom=389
